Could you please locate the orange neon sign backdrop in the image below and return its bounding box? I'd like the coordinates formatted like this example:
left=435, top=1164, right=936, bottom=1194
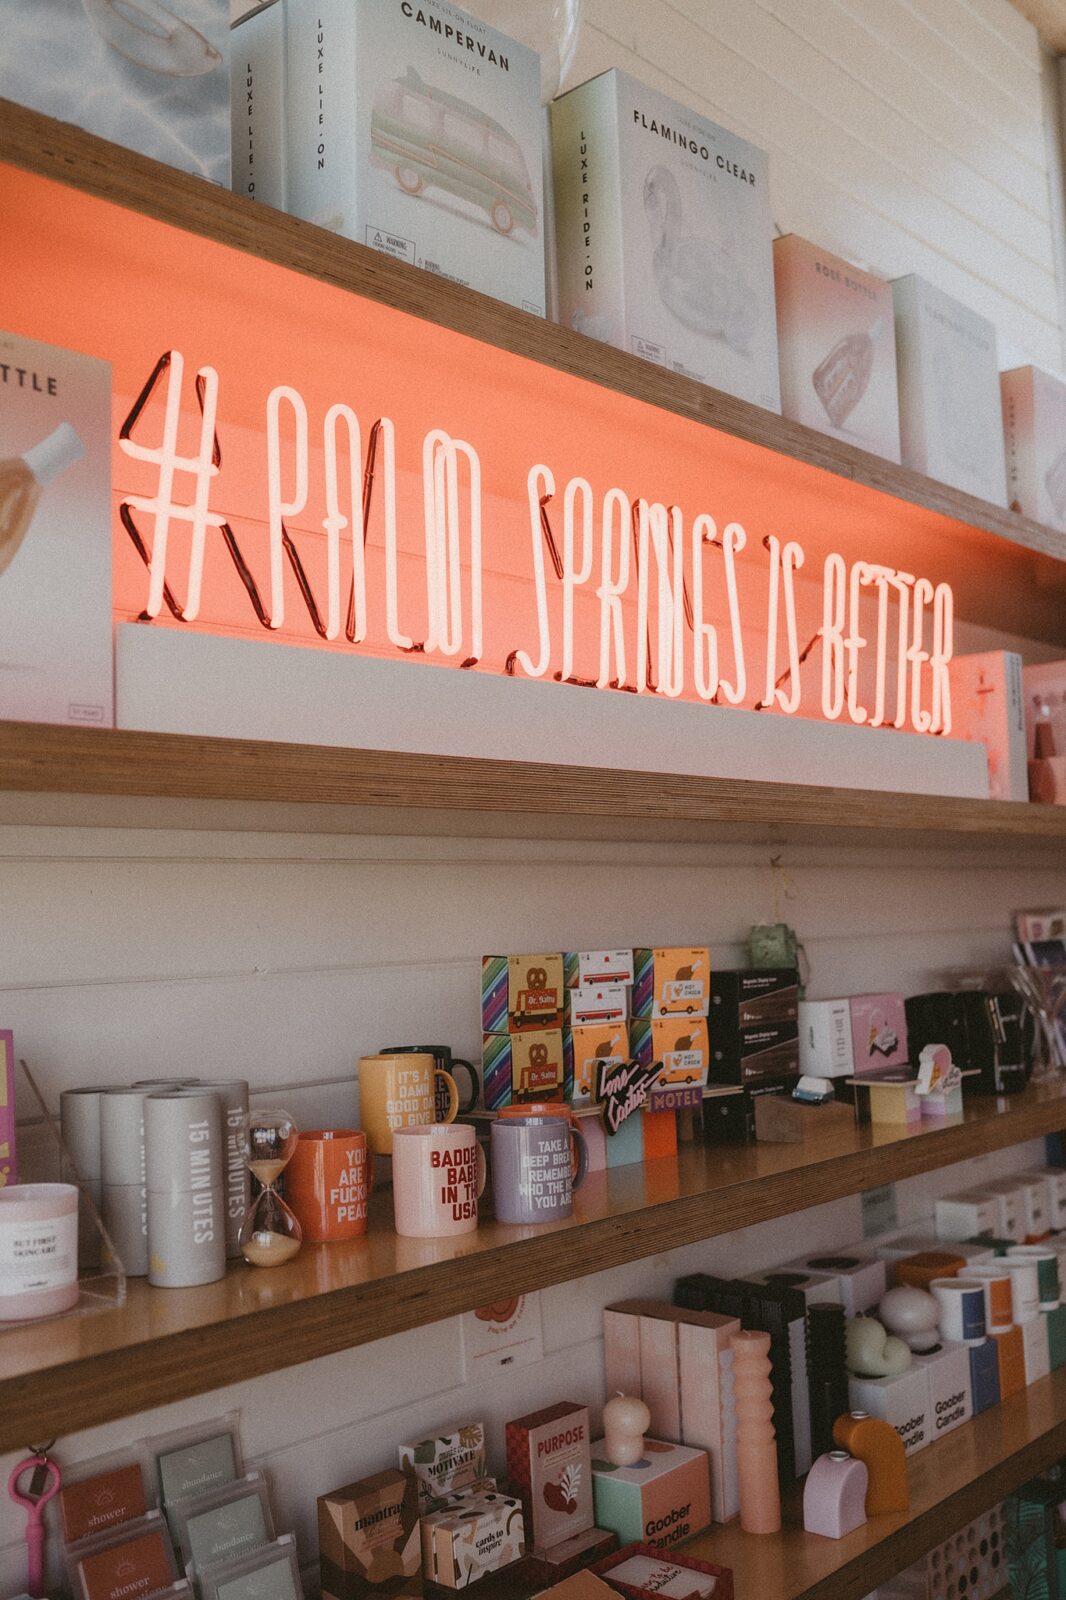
left=2, top=163, right=954, bottom=733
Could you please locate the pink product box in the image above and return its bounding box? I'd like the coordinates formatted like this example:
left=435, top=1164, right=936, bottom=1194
left=0, top=1031, right=14, bottom=1186
left=1001, top=364, right=1066, bottom=529
left=947, top=651, right=1027, bottom=803
left=849, top=994, right=909, bottom=1075
left=773, top=234, right=900, bottom=461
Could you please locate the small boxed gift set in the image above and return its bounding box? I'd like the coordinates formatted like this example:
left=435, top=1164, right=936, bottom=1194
left=590, top=1440, right=710, bottom=1550
left=948, top=651, right=1027, bottom=802
left=632, top=950, right=711, bottom=1020
left=319, top=1468, right=421, bottom=1600
left=505, top=1402, right=594, bottom=1556
left=399, top=1424, right=487, bottom=1514
left=892, top=273, right=1007, bottom=505
left=773, top=233, right=900, bottom=460
left=552, top=69, right=780, bottom=411
left=849, top=993, right=909, bottom=1075
left=285, top=0, right=544, bottom=314
left=593, top=1543, right=732, bottom=1599
left=423, top=1488, right=525, bottom=1588
left=1001, top=364, right=1066, bottom=528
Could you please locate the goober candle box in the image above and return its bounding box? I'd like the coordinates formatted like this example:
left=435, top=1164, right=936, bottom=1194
left=285, top=0, right=544, bottom=315
left=773, top=234, right=900, bottom=462
left=0, top=332, right=113, bottom=728
left=505, top=1402, right=593, bottom=1554
left=1002, top=365, right=1066, bottom=530
left=892, top=273, right=1007, bottom=506
left=551, top=69, right=780, bottom=411
left=590, top=1438, right=710, bottom=1551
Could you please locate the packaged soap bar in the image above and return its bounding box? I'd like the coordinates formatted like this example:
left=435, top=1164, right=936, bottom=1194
left=399, top=1423, right=486, bottom=1514
left=285, top=0, right=544, bottom=315
left=230, top=0, right=286, bottom=207
left=319, top=1468, right=421, bottom=1600
left=0, top=330, right=113, bottom=727
left=892, top=273, right=1007, bottom=505
left=552, top=69, right=780, bottom=412
left=201, top=1538, right=303, bottom=1600
left=1001, top=365, right=1066, bottom=528
left=59, top=1461, right=148, bottom=1543
left=947, top=651, right=1027, bottom=803
left=773, top=234, right=900, bottom=461
left=0, top=0, right=229, bottom=183
left=175, top=1473, right=273, bottom=1582
left=632, top=950, right=711, bottom=1020
left=505, top=1401, right=594, bottom=1553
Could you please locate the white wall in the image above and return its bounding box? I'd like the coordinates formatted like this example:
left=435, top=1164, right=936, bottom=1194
left=3, top=0, right=1066, bottom=1593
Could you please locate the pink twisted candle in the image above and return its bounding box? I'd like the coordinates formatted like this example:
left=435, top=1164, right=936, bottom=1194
left=730, top=1328, right=782, bottom=1534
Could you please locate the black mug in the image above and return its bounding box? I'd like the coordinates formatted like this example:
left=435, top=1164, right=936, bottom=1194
left=382, top=1045, right=479, bottom=1117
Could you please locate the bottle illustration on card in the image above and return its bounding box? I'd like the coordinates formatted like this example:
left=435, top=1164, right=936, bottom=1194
left=371, top=66, right=539, bottom=238
left=811, top=322, right=881, bottom=429
left=643, top=165, right=759, bottom=353
left=0, top=423, right=84, bottom=578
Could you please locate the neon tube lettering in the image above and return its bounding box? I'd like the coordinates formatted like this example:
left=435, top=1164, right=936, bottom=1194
left=821, top=553, right=846, bottom=721
left=514, top=464, right=554, bottom=678
left=691, top=513, right=719, bottom=702
left=322, top=403, right=361, bottom=643
left=909, top=576, right=933, bottom=733
left=562, top=477, right=594, bottom=681
left=265, top=384, right=309, bottom=630
left=719, top=522, right=747, bottom=706
left=931, top=581, right=954, bottom=734
left=596, top=487, right=630, bottom=689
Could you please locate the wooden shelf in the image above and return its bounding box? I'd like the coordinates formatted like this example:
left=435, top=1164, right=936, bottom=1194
left=691, top=1363, right=1066, bottom=1600
left=3, top=98, right=1066, bottom=647
left=2, top=1080, right=1065, bottom=1451
left=5, top=719, right=1066, bottom=845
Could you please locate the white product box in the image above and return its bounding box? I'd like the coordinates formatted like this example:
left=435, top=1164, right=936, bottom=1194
left=988, top=1176, right=1045, bottom=1240
left=744, top=1267, right=841, bottom=1309
left=551, top=68, right=780, bottom=411
left=784, top=1252, right=886, bottom=1316
left=913, top=1343, right=972, bottom=1440
left=1026, top=1168, right=1066, bottom=1230
left=1023, top=659, right=1066, bottom=765
left=1022, top=1314, right=1050, bottom=1384
left=0, top=0, right=229, bottom=183
left=798, top=1000, right=855, bottom=1079
left=980, top=1181, right=1022, bottom=1242
left=285, top=0, right=544, bottom=315
left=936, top=1190, right=1001, bottom=1243
left=0, top=331, right=113, bottom=727
left=1001, top=365, right=1066, bottom=529
left=773, top=234, right=900, bottom=461
left=849, top=1365, right=932, bottom=1456
left=116, top=628, right=991, bottom=802
left=230, top=0, right=286, bottom=207
left=947, top=651, right=1027, bottom=803
left=892, top=274, right=1007, bottom=506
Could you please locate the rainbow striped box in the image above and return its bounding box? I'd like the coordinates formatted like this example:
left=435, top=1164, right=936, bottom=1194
left=481, top=1029, right=565, bottom=1110
left=481, top=955, right=564, bottom=1034
left=565, top=1023, right=629, bottom=1105
left=632, top=950, right=711, bottom=1020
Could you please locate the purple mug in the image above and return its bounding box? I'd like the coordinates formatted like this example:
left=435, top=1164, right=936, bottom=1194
left=489, top=1116, right=588, bottom=1225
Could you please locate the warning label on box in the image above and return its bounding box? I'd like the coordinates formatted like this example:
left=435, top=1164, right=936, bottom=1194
left=366, top=227, right=416, bottom=264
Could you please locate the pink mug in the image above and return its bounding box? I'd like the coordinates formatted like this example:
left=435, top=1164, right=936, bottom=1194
left=391, top=1124, right=486, bottom=1239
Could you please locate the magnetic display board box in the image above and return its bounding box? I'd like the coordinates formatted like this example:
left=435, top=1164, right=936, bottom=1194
left=774, top=234, right=900, bottom=461
left=891, top=274, right=1007, bottom=506
left=230, top=0, right=286, bottom=208
left=285, top=0, right=544, bottom=314
left=0, top=331, right=113, bottom=728
left=318, top=1469, right=421, bottom=1600
left=947, top=651, right=1027, bottom=802
left=0, top=0, right=229, bottom=184
left=590, top=1439, right=710, bottom=1551
left=1001, top=364, right=1066, bottom=530
left=551, top=68, right=780, bottom=412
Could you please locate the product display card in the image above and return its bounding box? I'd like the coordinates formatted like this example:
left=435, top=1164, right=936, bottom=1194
left=461, top=1292, right=545, bottom=1377
left=0, top=0, right=229, bottom=183
left=157, top=1432, right=239, bottom=1507
left=285, top=0, right=545, bottom=314
left=606, top=1552, right=721, bottom=1596
left=0, top=330, right=113, bottom=727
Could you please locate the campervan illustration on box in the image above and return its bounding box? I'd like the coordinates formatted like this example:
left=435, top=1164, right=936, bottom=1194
left=371, top=67, right=538, bottom=239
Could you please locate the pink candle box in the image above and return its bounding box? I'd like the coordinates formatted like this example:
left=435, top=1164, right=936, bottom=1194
left=0, top=1031, right=15, bottom=1186
left=848, top=993, right=909, bottom=1074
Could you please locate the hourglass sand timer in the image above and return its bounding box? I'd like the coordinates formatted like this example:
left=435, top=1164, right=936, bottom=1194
left=238, top=1109, right=302, bottom=1267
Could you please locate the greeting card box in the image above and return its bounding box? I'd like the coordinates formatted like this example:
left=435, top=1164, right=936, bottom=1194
left=319, top=1469, right=421, bottom=1600
left=798, top=1000, right=855, bottom=1080
left=525, top=1527, right=618, bottom=1587
left=632, top=950, right=710, bottom=1020
left=1001, top=365, right=1066, bottom=529
left=947, top=651, right=1027, bottom=802
left=849, top=1365, right=932, bottom=1456
left=892, top=274, right=1007, bottom=505
left=552, top=69, right=780, bottom=412
left=285, top=0, right=544, bottom=315
left=505, top=1402, right=594, bottom=1555
left=0, top=331, right=113, bottom=727
left=589, top=1440, right=710, bottom=1550
left=0, top=1030, right=14, bottom=1187
left=230, top=1, right=286, bottom=208
left=0, top=0, right=229, bottom=183
left=399, top=1424, right=486, bottom=1514
left=849, top=993, right=909, bottom=1075
left=774, top=234, right=900, bottom=461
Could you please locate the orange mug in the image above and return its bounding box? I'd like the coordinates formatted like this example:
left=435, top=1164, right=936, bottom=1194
left=497, top=1101, right=571, bottom=1121
left=285, top=1130, right=374, bottom=1243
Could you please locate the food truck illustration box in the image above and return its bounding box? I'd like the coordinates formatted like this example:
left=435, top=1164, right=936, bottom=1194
left=482, top=1029, right=565, bottom=1109
left=630, top=1018, right=710, bottom=1088
left=482, top=954, right=565, bottom=1033
left=285, top=0, right=545, bottom=314
left=632, top=950, right=711, bottom=1019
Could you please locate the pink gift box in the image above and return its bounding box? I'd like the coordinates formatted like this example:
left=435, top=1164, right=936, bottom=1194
left=849, top=994, right=909, bottom=1075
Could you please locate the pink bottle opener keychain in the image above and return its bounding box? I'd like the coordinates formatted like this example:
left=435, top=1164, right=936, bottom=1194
left=8, top=1452, right=61, bottom=1598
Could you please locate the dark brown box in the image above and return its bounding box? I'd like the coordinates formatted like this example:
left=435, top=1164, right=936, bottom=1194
left=319, top=1468, right=421, bottom=1599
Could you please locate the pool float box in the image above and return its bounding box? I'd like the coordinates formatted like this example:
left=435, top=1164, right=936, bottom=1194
left=284, top=0, right=544, bottom=315
left=318, top=1470, right=421, bottom=1600
left=552, top=68, right=780, bottom=412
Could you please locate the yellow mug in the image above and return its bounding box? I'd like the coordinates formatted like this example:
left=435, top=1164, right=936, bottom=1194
left=358, top=1053, right=459, bottom=1155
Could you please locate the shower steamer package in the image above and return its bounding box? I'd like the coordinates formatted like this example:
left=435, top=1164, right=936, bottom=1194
left=892, top=274, right=1007, bottom=506
left=551, top=69, right=780, bottom=411
left=285, top=0, right=545, bottom=315
left=1001, top=365, right=1066, bottom=531
left=0, top=0, right=229, bottom=183
left=773, top=235, right=900, bottom=462
left=0, top=331, right=113, bottom=727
